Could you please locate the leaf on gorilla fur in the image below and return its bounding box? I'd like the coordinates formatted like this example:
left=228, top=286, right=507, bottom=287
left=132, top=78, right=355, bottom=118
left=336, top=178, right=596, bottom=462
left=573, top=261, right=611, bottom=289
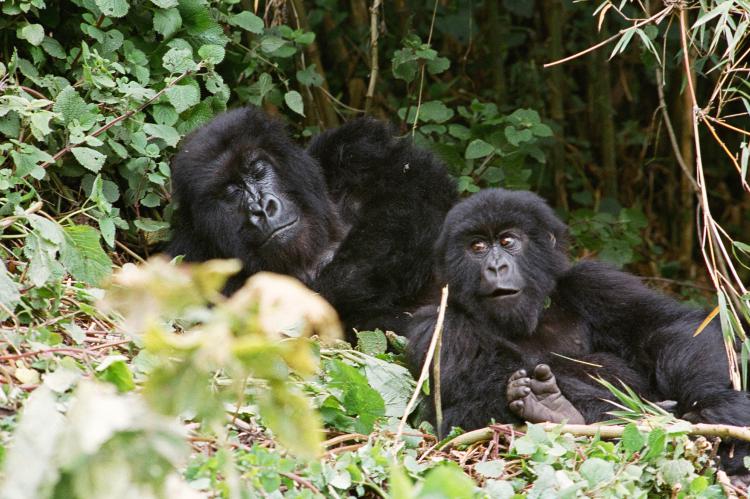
left=284, top=90, right=304, bottom=116
left=60, top=224, right=112, bottom=285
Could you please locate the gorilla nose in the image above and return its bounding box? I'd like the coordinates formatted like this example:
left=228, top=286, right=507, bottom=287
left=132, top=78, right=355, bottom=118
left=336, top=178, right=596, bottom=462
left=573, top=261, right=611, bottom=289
left=250, top=195, right=282, bottom=221
left=487, top=262, right=509, bottom=276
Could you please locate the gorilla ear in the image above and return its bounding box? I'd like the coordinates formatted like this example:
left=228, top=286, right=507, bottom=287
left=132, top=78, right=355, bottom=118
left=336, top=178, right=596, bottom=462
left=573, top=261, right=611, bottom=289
left=548, top=220, right=570, bottom=253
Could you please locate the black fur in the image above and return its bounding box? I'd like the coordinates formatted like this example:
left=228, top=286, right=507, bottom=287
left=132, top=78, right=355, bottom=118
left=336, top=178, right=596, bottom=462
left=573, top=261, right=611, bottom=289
left=408, top=188, right=750, bottom=473
left=167, top=107, right=457, bottom=336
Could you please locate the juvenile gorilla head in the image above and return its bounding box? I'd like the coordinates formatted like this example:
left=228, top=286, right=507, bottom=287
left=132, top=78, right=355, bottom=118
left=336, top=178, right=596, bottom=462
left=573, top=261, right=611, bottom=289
left=435, top=189, right=569, bottom=337
left=168, top=108, right=339, bottom=286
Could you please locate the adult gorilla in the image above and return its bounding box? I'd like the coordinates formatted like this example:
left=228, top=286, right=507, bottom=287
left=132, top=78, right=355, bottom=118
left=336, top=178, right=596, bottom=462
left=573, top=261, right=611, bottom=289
left=167, top=107, right=457, bottom=335
left=408, top=188, right=750, bottom=473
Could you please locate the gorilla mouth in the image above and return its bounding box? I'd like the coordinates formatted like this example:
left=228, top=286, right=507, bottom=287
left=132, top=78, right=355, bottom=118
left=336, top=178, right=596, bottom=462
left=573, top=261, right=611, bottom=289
left=260, top=217, right=299, bottom=247
left=489, top=288, right=521, bottom=298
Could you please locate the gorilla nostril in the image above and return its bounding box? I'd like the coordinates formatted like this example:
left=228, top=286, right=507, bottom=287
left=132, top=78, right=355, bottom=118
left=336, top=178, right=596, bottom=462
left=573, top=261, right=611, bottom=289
left=263, top=196, right=280, bottom=218
left=248, top=202, right=264, bottom=216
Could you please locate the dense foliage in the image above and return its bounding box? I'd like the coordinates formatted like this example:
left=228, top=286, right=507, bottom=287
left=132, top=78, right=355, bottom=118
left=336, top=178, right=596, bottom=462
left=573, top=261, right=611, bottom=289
left=1, top=0, right=749, bottom=497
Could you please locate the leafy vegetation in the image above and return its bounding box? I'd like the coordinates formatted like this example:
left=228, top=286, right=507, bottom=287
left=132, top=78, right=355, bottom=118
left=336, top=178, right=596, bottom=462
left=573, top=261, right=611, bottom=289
left=1, top=0, right=749, bottom=497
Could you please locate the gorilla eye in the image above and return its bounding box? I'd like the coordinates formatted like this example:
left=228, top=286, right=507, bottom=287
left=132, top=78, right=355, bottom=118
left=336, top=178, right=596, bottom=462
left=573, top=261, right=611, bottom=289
left=470, top=240, right=488, bottom=253
left=500, top=236, right=518, bottom=249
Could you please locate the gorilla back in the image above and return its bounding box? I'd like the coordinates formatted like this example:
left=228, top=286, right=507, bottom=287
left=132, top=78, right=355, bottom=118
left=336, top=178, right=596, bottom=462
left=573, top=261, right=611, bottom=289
left=408, top=188, right=750, bottom=474
left=167, top=107, right=457, bottom=335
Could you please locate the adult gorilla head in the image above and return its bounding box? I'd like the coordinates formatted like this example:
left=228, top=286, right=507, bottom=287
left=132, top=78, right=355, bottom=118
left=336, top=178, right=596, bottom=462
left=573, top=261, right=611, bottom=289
left=167, top=107, right=340, bottom=289
left=434, top=188, right=569, bottom=337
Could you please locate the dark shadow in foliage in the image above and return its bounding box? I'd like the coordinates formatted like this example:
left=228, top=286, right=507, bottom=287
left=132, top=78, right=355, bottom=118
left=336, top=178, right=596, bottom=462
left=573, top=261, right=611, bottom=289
left=408, top=188, right=750, bottom=475
left=167, top=107, right=457, bottom=339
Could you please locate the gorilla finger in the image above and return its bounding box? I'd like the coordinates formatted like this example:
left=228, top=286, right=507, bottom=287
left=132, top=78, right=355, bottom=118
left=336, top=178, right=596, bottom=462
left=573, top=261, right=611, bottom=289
left=533, top=364, right=553, bottom=381
left=507, top=377, right=531, bottom=390
left=507, top=385, right=531, bottom=400
left=509, top=400, right=525, bottom=413
left=509, top=369, right=527, bottom=381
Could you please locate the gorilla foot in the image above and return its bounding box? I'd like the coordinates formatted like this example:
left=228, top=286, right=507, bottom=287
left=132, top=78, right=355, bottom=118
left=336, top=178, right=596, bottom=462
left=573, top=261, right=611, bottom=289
left=506, top=364, right=585, bottom=424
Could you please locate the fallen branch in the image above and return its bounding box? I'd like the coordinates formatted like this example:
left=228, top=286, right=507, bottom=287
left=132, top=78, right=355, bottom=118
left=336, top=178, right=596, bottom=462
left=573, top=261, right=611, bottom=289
left=440, top=421, right=750, bottom=450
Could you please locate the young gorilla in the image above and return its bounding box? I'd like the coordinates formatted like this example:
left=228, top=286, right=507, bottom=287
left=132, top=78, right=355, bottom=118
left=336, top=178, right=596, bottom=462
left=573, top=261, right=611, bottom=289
left=408, top=188, right=750, bottom=473
left=167, top=107, right=457, bottom=336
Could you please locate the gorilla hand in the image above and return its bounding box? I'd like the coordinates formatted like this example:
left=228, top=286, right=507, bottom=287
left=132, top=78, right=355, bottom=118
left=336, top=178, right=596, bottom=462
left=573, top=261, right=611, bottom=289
left=506, top=364, right=584, bottom=424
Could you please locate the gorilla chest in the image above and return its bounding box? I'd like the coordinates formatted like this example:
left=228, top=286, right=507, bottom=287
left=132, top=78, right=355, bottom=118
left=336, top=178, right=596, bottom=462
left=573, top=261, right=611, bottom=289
left=514, top=305, right=591, bottom=361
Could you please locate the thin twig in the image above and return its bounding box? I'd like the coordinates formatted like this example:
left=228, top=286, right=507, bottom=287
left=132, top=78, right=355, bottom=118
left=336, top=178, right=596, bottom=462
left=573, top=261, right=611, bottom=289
left=279, top=472, right=321, bottom=494
left=364, top=0, right=382, bottom=113
left=433, top=310, right=444, bottom=434
left=410, top=0, right=440, bottom=136
left=395, top=285, right=449, bottom=443
left=654, top=67, right=699, bottom=192
left=544, top=6, right=672, bottom=68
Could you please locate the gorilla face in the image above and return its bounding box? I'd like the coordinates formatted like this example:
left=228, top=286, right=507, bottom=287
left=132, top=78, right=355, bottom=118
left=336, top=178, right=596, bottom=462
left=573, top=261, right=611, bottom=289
left=220, top=155, right=301, bottom=249
left=169, top=107, right=340, bottom=284
left=435, top=188, right=570, bottom=337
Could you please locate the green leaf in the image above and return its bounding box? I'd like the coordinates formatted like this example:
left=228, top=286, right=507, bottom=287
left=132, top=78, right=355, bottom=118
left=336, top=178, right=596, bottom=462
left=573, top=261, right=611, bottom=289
left=356, top=330, right=387, bottom=355
left=96, top=358, right=135, bottom=392
left=60, top=224, right=113, bottom=285
left=474, top=459, right=505, bottom=479
left=257, top=389, right=322, bottom=459
left=419, top=463, right=475, bottom=499
left=95, top=0, right=129, bottom=17
left=150, top=0, right=177, bottom=7
left=532, top=123, right=553, bottom=137
left=643, top=427, right=666, bottom=460
left=11, top=143, right=53, bottom=179
left=229, top=11, right=264, bottom=34
left=153, top=7, right=181, bottom=38
left=622, top=423, right=645, bottom=453
left=71, top=147, right=106, bottom=173
left=325, top=359, right=384, bottom=433
left=261, top=35, right=286, bottom=53
left=504, top=126, right=533, bottom=146
left=0, top=261, right=21, bottom=319
left=284, top=90, right=304, bottom=116
left=465, top=139, right=494, bottom=159
left=426, top=56, right=450, bottom=75
left=197, top=44, right=224, bottom=64
left=580, top=457, right=615, bottom=487
left=134, top=219, right=170, bottom=232
left=165, top=84, right=200, bottom=113
left=418, top=101, right=454, bottom=123
left=20, top=24, right=45, bottom=46
left=162, top=47, right=197, bottom=73
left=143, top=123, right=180, bottom=147
left=41, top=37, right=66, bottom=58
left=296, top=64, right=323, bottom=87
left=53, top=86, right=91, bottom=125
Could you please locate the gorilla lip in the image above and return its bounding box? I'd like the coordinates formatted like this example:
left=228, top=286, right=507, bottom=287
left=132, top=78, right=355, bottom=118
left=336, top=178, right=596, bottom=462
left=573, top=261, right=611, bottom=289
left=488, top=288, right=520, bottom=298
left=260, top=217, right=299, bottom=246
